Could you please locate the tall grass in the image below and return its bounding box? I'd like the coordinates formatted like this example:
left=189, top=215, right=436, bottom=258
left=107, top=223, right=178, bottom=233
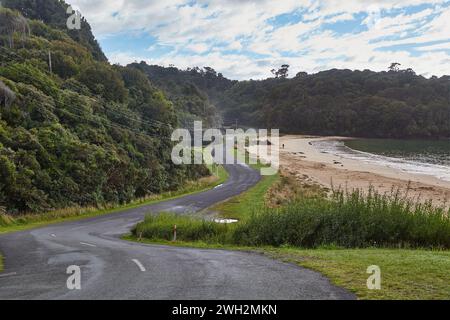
left=134, top=189, right=450, bottom=249
left=233, top=189, right=450, bottom=249
left=132, top=214, right=231, bottom=243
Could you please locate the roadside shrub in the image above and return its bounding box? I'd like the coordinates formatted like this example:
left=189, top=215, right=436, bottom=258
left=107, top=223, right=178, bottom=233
left=232, top=189, right=450, bottom=249
left=133, top=189, right=449, bottom=249
left=132, top=213, right=230, bottom=243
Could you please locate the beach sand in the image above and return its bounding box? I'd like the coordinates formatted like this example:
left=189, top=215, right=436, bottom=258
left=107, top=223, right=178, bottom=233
left=258, top=135, right=450, bottom=207
left=246, top=135, right=450, bottom=208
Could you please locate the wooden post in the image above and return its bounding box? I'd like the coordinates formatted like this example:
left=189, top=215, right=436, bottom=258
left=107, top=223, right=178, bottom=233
left=48, top=50, right=52, bottom=73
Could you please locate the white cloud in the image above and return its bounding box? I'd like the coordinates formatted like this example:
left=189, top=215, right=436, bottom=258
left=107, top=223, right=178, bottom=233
left=67, top=0, right=450, bottom=79
left=416, top=42, right=450, bottom=50
left=186, top=42, right=210, bottom=53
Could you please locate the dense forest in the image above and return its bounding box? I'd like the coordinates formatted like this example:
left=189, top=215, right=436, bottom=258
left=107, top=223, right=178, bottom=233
left=136, top=64, right=450, bottom=139
left=217, top=69, right=450, bottom=138
left=0, top=1, right=208, bottom=214
left=130, top=63, right=235, bottom=128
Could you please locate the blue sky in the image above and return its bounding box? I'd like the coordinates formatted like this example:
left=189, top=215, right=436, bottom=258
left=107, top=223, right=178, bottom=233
left=69, top=0, right=450, bottom=79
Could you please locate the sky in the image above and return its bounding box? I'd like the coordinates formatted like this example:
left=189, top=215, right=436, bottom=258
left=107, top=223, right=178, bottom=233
left=68, top=0, right=450, bottom=80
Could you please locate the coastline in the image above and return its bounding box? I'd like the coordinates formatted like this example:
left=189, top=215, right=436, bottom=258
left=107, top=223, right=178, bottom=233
left=278, top=135, right=450, bottom=207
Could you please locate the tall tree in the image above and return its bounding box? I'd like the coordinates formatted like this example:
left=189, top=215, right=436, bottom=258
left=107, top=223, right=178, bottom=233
left=0, top=7, right=30, bottom=48
left=271, top=64, right=290, bottom=78
left=0, top=80, right=15, bottom=107
left=389, top=62, right=401, bottom=72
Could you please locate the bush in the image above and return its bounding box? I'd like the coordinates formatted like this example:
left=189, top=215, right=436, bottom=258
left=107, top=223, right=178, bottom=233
left=132, top=213, right=230, bottom=243
left=233, top=189, right=450, bottom=249
left=77, top=62, right=127, bottom=102
left=0, top=63, right=59, bottom=97
left=133, top=189, right=450, bottom=249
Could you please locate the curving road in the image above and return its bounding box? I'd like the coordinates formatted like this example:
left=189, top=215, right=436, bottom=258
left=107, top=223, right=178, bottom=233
left=0, top=163, right=355, bottom=300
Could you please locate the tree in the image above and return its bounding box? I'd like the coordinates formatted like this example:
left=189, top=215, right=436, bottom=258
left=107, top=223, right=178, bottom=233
left=404, top=68, right=416, bottom=75
left=0, top=7, right=30, bottom=48
left=388, top=62, right=401, bottom=72
left=0, top=80, right=16, bottom=107
left=77, top=62, right=128, bottom=102
left=203, top=67, right=217, bottom=77
left=271, top=64, right=290, bottom=78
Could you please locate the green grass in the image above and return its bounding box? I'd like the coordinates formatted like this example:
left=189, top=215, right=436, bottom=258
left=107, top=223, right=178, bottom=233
left=212, top=173, right=279, bottom=220
left=211, top=150, right=280, bottom=220
left=263, top=247, right=450, bottom=300
left=0, top=165, right=228, bottom=235
left=232, top=188, right=450, bottom=249
left=138, top=188, right=450, bottom=249
left=0, top=254, right=3, bottom=272
left=132, top=213, right=232, bottom=243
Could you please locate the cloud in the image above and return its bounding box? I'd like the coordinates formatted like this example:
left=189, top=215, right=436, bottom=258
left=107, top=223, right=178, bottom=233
left=186, top=42, right=210, bottom=53
left=68, top=0, right=450, bottom=79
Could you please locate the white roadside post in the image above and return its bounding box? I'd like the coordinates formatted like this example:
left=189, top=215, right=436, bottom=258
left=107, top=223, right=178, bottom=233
left=173, top=225, right=177, bottom=242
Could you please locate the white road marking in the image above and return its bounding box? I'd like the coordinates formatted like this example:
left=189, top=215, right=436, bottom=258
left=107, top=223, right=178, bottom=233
left=80, top=242, right=96, bottom=247
left=50, top=234, right=56, bottom=238
left=0, top=272, right=17, bottom=278
left=132, top=259, right=146, bottom=272
left=214, top=184, right=224, bottom=189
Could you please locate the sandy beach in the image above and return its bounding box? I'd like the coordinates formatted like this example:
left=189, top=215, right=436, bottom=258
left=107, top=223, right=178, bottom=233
left=273, top=135, right=450, bottom=207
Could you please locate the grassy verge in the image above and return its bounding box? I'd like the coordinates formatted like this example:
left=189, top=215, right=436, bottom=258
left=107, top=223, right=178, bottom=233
left=0, top=165, right=228, bottom=235
left=131, top=189, right=450, bottom=248
left=263, top=247, right=450, bottom=300
left=211, top=149, right=280, bottom=220
left=212, top=172, right=279, bottom=220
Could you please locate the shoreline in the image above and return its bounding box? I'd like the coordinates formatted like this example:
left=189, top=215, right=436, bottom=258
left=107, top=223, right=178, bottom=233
left=278, top=135, right=450, bottom=207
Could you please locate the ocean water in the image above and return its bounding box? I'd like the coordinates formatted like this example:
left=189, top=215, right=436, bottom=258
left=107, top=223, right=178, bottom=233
left=313, top=139, right=450, bottom=182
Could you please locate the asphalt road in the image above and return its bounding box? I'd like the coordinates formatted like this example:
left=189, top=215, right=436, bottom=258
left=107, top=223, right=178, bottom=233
left=0, top=163, right=355, bottom=300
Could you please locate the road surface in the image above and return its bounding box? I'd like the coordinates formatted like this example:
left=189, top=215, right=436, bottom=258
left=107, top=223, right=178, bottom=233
left=0, top=163, right=355, bottom=300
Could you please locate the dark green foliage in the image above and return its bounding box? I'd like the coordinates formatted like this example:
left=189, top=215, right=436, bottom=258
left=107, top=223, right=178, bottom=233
left=217, top=69, right=450, bottom=138
left=133, top=213, right=231, bottom=243
left=0, top=7, right=208, bottom=214
left=134, top=190, right=450, bottom=249
left=2, top=0, right=107, bottom=61
left=77, top=62, right=127, bottom=102
left=133, top=64, right=449, bottom=138
left=0, top=63, right=59, bottom=97
left=233, top=189, right=450, bottom=249
left=130, top=63, right=235, bottom=127
left=0, top=80, right=16, bottom=107
left=0, top=7, right=30, bottom=48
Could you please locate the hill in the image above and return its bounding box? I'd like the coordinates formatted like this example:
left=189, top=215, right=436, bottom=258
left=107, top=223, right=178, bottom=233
left=218, top=69, right=450, bottom=138
left=137, top=64, right=450, bottom=139
left=0, top=1, right=208, bottom=214
left=130, top=63, right=235, bottom=128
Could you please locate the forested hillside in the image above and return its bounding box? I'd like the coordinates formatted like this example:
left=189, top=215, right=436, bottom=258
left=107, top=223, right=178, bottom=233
left=0, top=2, right=208, bottom=214
left=139, top=64, right=450, bottom=139
left=217, top=69, right=450, bottom=138
left=130, top=63, right=235, bottom=128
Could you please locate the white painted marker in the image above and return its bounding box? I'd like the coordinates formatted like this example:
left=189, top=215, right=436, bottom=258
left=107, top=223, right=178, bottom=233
left=0, top=272, right=17, bottom=278
left=80, top=242, right=96, bottom=247
left=132, top=259, right=146, bottom=272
